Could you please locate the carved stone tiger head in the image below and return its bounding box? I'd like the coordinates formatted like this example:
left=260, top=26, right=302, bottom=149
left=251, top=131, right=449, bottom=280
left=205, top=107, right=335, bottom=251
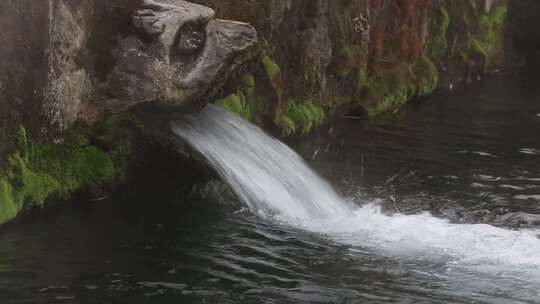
left=105, top=0, right=258, bottom=112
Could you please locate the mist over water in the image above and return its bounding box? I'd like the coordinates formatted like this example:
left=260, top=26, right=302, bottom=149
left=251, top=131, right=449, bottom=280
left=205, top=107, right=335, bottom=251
left=172, top=105, right=540, bottom=272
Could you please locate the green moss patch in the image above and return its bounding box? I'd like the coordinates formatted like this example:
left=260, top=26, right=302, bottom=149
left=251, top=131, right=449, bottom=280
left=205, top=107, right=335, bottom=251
left=275, top=112, right=296, bottom=137
left=473, top=3, right=507, bottom=69
left=217, top=92, right=252, bottom=120
left=0, top=115, right=142, bottom=225
left=0, top=177, right=17, bottom=224
left=216, top=74, right=260, bottom=122
left=283, top=99, right=325, bottom=135
left=415, top=55, right=439, bottom=97
left=360, top=55, right=438, bottom=116
left=261, top=53, right=283, bottom=95
left=450, top=1, right=507, bottom=71
left=429, top=4, right=450, bottom=62
left=361, top=64, right=415, bottom=116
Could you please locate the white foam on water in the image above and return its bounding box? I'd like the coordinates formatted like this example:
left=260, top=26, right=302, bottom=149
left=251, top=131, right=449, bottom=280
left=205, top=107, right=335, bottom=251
left=172, top=105, right=540, bottom=269
left=299, top=203, right=540, bottom=267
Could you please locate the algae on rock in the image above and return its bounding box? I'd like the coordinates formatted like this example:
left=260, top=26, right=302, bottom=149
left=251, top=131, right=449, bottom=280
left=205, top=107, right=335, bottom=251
left=284, top=99, right=326, bottom=135
left=473, top=2, right=508, bottom=69
left=0, top=115, right=142, bottom=225
left=429, top=3, right=450, bottom=62
left=216, top=74, right=259, bottom=121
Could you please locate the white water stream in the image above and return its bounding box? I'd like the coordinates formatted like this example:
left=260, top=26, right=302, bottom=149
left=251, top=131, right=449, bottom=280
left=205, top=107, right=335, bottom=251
left=172, top=105, right=540, bottom=270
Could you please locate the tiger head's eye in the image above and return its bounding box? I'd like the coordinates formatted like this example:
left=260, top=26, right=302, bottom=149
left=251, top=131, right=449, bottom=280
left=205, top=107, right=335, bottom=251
left=175, top=28, right=206, bottom=56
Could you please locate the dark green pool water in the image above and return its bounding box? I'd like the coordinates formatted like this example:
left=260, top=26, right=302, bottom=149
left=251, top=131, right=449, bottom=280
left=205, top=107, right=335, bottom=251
left=1, top=73, right=540, bottom=303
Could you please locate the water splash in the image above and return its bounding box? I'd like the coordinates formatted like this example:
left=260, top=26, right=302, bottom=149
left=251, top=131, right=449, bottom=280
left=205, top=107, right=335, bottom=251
left=172, top=105, right=540, bottom=268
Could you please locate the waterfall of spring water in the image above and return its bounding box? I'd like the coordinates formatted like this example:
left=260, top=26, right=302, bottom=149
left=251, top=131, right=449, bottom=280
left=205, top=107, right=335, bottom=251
left=172, top=105, right=540, bottom=268
left=172, top=105, right=352, bottom=221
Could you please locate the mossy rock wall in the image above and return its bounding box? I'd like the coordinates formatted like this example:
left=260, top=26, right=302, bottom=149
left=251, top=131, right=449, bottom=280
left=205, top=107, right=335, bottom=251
left=0, top=1, right=126, bottom=163
left=0, top=0, right=517, bottom=224
left=0, top=1, right=144, bottom=224
left=0, top=114, right=143, bottom=225
left=194, top=0, right=508, bottom=134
